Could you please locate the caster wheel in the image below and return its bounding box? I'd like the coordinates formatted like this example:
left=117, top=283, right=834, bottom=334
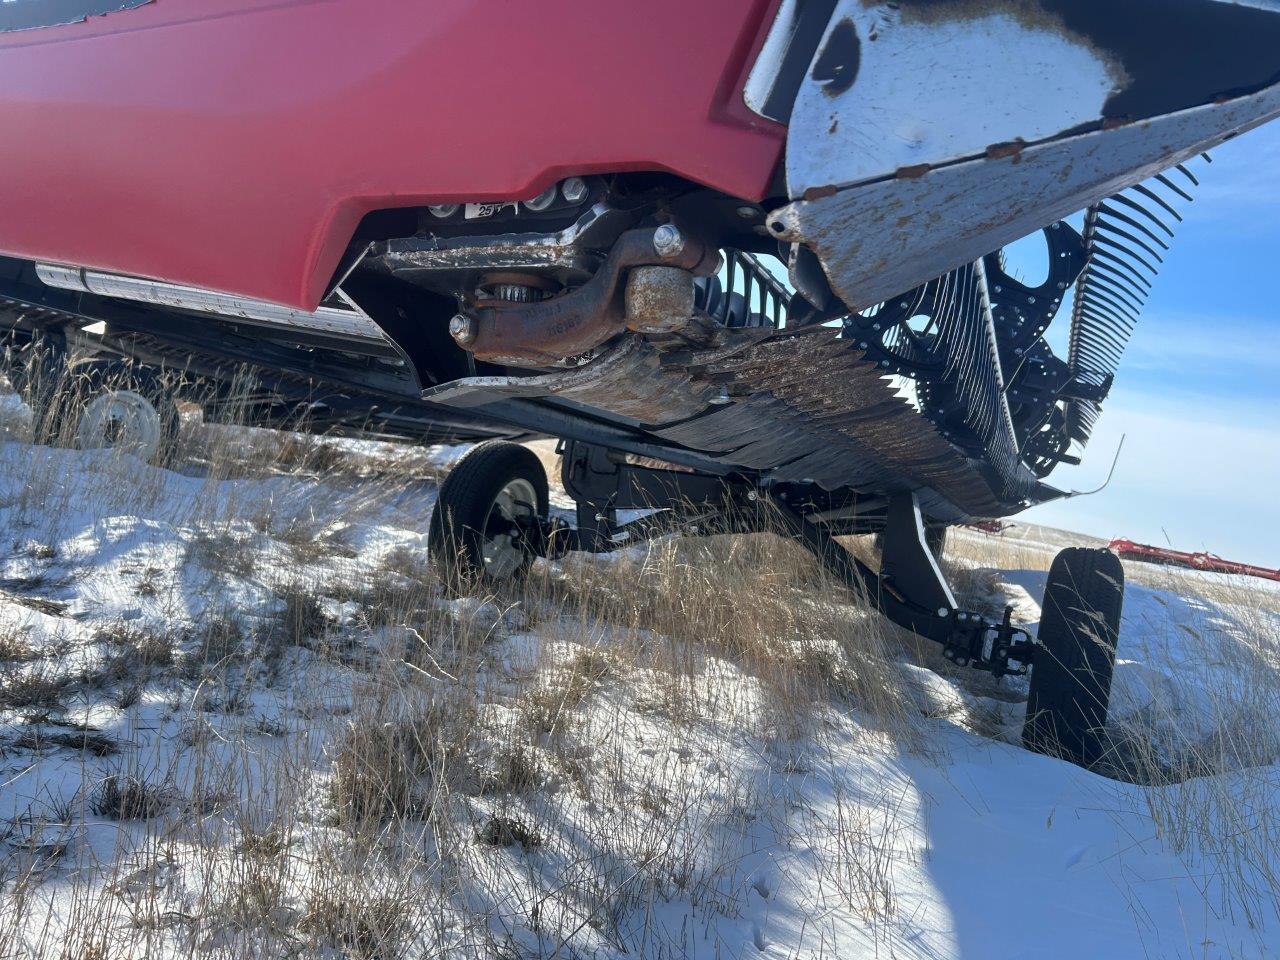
left=32, top=357, right=180, bottom=466
left=1023, top=547, right=1124, bottom=767
left=428, top=440, right=550, bottom=591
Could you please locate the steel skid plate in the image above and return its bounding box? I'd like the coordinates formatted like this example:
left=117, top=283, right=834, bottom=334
left=756, top=0, right=1280, bottom=312
left=425, top=330, right=1032, bottom=520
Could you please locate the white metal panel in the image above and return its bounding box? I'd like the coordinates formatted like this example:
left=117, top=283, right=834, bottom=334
left=785, top=0, right=1119, bottom=196
left=742, top=0, right=801, bottom=118
left=36, top=265, right=389, bottom=343
left=769, top=83, right=1280, bottom=312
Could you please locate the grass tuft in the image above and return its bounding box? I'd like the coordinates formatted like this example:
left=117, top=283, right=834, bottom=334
left=88, top=774, right=169, bottom=820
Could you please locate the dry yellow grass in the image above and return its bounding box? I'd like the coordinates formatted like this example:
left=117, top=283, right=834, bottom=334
left=0, top=367, right=920, bottom=956
left=1, top=365, right=1277, bottom=956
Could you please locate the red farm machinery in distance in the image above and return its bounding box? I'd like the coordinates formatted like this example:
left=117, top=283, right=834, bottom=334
left=1108, top=539, right=1280, bottom=584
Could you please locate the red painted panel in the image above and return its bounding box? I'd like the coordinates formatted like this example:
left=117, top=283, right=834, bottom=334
left=0, top=0, right=784, bottom=309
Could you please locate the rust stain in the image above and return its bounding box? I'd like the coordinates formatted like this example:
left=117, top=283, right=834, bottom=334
left=863, top=0, right=1131, bottom=92
left=895, top=163, right=932, bottom=180
left=624, top=265, right=695, bottom=335
left=876, top=0, right=1065, bottom=31
left=985, top=138, right=1027, bottom=160
left=803, top=184, right=841, bottom=202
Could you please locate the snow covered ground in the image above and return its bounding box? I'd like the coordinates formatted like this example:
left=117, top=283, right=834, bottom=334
left=0, top=416, right=1277, bottom=959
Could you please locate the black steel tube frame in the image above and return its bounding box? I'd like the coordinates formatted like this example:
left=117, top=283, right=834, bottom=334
left=771, top=494, right=1034, bottom=677
left=550, top=440, right=1037, bottom=677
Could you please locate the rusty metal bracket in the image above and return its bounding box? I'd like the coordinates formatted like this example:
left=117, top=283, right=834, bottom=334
left=460, top=227, right=718, bottom=366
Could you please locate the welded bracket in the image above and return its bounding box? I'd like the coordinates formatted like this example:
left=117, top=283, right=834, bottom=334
left=879, top=493, right=957, bottom=619
left=557, top=440, right=739, bottom=553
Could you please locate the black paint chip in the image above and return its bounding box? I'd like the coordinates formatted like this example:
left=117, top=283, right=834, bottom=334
left=812, top=18, right=861, bottom=97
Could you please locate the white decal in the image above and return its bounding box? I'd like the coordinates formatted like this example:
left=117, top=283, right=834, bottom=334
left=464, top=202, right=519, bottom=221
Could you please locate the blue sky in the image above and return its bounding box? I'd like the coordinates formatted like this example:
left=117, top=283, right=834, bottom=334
left=1017, top=123, right=1280, bottom=566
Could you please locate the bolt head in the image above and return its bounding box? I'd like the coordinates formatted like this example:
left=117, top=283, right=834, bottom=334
left=523, top=185, right=557, bottom=212
left=449, top=314, right=477, bottom=346
left=561, top=177, right=589, bottom=203
left=427, top=204, right=459, bottom=218
left=652, top=223, right=685, bottom=258
left=937, top=607, right=950, bottom=617
left=736, top=205, right=758, bottom=219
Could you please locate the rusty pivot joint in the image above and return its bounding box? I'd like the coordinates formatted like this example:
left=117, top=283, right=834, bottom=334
left=450, top=226, right=719, bottom=366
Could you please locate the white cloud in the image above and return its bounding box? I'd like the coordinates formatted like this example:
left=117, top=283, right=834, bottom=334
left=1182, top=123, right=1280, bottom=225
left=1120, top=310, right=1280, bottom=383
left=1023, top=384, right=1280, bottom=567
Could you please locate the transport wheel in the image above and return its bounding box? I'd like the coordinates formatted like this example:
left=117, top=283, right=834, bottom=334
left=428, top=440, right=549, bottom=591
left=33, top=357, right=180, bottom=466
left=1022, top=547, right=1124, bottom=767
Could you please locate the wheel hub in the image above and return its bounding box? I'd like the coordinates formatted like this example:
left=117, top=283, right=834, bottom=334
left=75, top=389, right=163, bottom=462
left=480, top=477, right=539, bottom=579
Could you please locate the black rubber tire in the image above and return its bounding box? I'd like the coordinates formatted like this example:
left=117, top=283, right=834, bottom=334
left=428, top=440, right=549, bottom=591
left=30, top=357, right=181, bottom=466
left=1022, top=547, right=1124, bottom=767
